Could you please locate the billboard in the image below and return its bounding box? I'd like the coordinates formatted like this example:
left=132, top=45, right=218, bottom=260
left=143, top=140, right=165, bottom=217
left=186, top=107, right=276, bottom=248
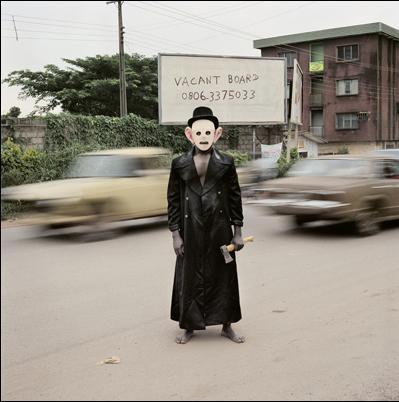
left=158, top=54, right=287, bottom=125
left=290, top=59, right=303, bottom=125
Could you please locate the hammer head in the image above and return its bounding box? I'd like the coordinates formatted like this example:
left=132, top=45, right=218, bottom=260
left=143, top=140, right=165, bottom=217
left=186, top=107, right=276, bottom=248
left=220, top=244, right=234, bottom=264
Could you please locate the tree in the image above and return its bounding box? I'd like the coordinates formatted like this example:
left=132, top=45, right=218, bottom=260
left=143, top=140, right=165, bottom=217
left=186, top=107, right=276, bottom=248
left=2, top=54, right=158, bottom=119
left=3, top=106, right=21, bottom=118
left=1, top=106, right=21, bottom=123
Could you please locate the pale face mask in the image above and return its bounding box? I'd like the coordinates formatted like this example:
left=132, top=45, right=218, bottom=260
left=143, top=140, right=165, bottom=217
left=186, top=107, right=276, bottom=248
left=185, top=119, right=222, bottom=152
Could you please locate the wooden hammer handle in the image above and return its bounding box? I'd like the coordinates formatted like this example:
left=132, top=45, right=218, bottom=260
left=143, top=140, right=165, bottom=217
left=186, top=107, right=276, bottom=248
left=226, top=236, right=254, bottom=252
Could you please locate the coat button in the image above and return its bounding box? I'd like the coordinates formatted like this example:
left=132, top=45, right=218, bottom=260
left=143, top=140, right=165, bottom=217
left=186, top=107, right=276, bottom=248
left=185, top=214, right=188, bottom=218
left=186, top=196, right=189, bottom=200
left=217, top=191, right=221, bottom=195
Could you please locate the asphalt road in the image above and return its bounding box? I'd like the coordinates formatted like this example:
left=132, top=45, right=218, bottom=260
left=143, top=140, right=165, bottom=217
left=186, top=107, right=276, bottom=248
left=1, top=205, right=399, bottom=401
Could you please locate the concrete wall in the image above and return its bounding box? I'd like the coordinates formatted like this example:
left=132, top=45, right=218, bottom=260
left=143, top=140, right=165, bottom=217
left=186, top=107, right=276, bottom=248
left=1, top=118, right=46, bottom=150
left=217, top=125, right=283, bottom=159
left=318, top=140, right=399, bottom=155
left=0, top=118, right=279, bottom=159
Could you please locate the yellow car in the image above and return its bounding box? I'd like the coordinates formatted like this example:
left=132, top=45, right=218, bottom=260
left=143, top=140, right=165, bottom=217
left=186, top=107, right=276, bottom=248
left=1, top=147, right=172, bottom=231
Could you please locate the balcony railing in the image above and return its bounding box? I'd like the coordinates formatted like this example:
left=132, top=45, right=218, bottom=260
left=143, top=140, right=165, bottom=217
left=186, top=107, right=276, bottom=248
left=310, top=126, right=324, bottom=137
left=310, top=93, right=323, bottom=107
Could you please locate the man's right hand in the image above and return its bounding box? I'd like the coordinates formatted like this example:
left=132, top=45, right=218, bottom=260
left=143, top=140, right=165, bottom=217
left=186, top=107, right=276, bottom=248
left=172, top=231, right=184, bottom=257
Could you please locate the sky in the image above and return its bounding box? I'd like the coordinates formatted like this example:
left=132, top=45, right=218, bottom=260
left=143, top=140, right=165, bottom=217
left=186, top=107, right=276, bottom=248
left=1, top=0, right=399, bottom=116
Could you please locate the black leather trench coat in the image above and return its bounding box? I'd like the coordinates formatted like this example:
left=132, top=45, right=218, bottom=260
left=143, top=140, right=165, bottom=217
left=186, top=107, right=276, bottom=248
left=167, top=146, right=243, bottom=330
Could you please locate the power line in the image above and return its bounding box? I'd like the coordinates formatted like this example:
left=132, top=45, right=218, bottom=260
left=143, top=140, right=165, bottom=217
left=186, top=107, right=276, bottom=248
left=135, top=1, right=257, bottom=39
left=1, top=35, right=116, bottom=42
left=181, top=1, right=317, bottom=46
left=124, top=31, right=211, bottom=53
left=3, top=6, right=397, bottom=76
left=128, top=2, right=398, bottom=74
left=1, top=18, right=117, bottom=33
left=244, top=1, right=317, bottom=31
left=2, top=12, right=116, bottom=29
left=1, top=16, right=212, bottom=54
left=1, top=27, right=115, bottom=38
left=125, top=2, right=252, bottom=42
left=134, top=1, right=265, bottom=33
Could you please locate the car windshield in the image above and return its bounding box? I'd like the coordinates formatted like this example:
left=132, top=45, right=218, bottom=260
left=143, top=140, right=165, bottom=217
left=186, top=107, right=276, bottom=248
left=287, top=159, right=371, bottom=177
left=67, top=155, right=139, bottom=178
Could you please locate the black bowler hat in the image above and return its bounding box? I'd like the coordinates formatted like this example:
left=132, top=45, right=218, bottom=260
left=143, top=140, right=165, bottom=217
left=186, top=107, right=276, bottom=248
left=187, top=106, right=219, bottom=129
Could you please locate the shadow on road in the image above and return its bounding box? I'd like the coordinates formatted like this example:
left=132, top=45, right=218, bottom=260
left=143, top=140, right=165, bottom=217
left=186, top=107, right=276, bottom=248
left=282, top=218, right=399, bottom=239
left=15, top=216, right=169, bottom=244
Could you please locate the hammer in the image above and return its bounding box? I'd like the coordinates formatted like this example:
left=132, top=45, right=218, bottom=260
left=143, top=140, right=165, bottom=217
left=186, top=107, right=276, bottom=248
left=220, top=236, right=254, bottom=264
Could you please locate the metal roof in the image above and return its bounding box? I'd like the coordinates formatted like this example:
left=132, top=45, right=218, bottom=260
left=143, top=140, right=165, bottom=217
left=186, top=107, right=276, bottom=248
left=254, top=22, right=399, bottom=49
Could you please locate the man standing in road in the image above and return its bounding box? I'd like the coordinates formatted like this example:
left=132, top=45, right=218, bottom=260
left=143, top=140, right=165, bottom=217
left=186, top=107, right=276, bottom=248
left=167, top=106, right=245, bottom=344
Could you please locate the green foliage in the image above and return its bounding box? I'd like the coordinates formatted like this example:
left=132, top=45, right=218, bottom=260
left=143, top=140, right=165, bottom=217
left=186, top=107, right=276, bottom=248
left=1, top=201, right=30, bottom=220
left=223, top=126, right=240, bottom=149
left=223, top=150, right=250, bottom=166
left=1, top=137, right=88, bottom=188
left=1, top=113, right=189, bottom=188
left=3, top=54, right=158, bottom=119
left=1, top=138, right=90, bottom=219
left=0, top=113, right=192, bottom=219
left=277, top=148, right=299, bottom=177
left=43, top=113, right=188, bottom=154
left=3, top=106, right=22, bottom=118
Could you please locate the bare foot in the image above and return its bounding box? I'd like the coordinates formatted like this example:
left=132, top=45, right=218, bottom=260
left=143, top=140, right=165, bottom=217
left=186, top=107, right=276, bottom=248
left=175, top=330, right=194, bottom=344
left=221, top=325, right=245, bottom=343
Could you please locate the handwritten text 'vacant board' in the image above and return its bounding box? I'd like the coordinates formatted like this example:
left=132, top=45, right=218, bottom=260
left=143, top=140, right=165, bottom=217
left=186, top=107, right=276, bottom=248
left=158, top=54, right=287, bottom=125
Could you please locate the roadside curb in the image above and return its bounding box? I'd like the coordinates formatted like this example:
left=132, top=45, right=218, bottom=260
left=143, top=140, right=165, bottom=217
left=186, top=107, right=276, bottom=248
left=1, top=218, right=36, bottom=229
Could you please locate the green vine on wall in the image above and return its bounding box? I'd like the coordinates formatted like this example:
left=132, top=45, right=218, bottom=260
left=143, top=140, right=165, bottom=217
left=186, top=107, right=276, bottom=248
left=44, top=113, right=189, bottom=154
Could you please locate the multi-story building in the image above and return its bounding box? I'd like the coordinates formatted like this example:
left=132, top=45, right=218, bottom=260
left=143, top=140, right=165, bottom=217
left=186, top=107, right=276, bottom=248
left=254, top=22, right=399, bottom=154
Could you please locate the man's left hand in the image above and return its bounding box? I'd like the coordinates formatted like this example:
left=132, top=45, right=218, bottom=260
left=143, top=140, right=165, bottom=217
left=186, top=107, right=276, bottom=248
left=232, top=235, right=244, bottom=251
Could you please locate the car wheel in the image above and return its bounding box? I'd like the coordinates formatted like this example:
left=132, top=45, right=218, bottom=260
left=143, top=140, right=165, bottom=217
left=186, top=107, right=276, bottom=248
left=355, top=208, right=380, bottom=236
left=80, top=202, right=120, bottom=242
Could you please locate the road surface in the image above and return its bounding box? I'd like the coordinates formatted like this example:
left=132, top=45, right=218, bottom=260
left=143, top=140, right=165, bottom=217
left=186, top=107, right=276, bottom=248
left=1, top=206, right=398, bottom=400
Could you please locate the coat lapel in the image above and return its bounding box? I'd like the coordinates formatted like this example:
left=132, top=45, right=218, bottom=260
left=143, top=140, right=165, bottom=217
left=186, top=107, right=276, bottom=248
left=174, top=147, right=202, bottom=196
left=201, top=149, right=230, bottom=196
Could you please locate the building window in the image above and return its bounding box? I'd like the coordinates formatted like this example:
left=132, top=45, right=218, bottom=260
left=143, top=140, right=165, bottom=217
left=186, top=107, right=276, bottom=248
left=278, top=51, right=297, bottom=68
left=336, top=79, right=359, bottom=96
left=337, top=44, right=359, bottom=61
left=309, top=43, right=324, bottom=73
left=336, top=113, right=359, bottom=129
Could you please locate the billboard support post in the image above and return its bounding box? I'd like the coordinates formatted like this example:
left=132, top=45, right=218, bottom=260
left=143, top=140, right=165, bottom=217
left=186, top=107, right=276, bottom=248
left=286, top=59, right=303, bottom=163
left=252, top=126, right=256, bottom=160
left=286, top=121, right=292, bottom=162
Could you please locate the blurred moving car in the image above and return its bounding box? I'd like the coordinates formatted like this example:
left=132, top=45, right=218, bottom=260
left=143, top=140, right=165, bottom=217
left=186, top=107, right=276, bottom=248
left=237, top=158, right=279, bottom=196
left=1, top=147, right=171, bottom=231
left=370, top=148, right=399, bottom=159
left=252, top=155, right=399, bottom=235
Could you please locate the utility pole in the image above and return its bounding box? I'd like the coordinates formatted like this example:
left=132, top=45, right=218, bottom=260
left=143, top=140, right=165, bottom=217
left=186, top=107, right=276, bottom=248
left=107, top=1, right=128, bottom=117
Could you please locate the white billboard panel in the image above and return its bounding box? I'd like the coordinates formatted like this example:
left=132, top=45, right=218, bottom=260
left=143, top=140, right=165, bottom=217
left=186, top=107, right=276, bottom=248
left=158, top=54, right=287, bottom=125
left=290, top=59, right=303, bottom=126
